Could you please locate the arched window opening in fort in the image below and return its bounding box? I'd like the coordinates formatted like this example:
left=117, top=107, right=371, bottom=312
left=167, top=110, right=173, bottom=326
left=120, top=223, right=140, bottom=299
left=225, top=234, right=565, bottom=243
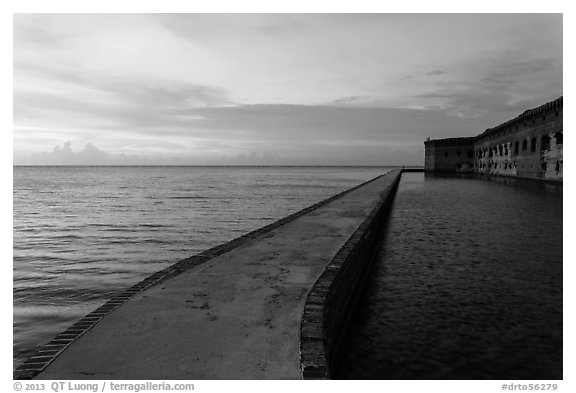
left=541, top=135, right=551, bottom=151
left=522, top=140, right=527, bottom=150
left=514, top=142, right=519, bottom=154
left=504, top=145, right=509, bottom=155
left=555, top=131, right=563, bottom=145
left=555, top=161, right=560, bottom=174
left=531, top=137, right=537, bottom=152
left=498, top=145, right=503, bottom=156
left=489, top=149, right=493, bottom=157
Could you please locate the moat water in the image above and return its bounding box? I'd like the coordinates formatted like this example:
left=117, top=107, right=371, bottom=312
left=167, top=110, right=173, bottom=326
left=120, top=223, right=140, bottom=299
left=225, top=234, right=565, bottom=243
left=336, top=172, right=563, bottom=379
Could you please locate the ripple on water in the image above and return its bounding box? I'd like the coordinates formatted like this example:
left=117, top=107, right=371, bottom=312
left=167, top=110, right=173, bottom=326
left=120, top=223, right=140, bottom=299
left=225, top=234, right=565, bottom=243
left=336, top=173, right=562, bottom=380
left=13, top=166, right=391, bottom=369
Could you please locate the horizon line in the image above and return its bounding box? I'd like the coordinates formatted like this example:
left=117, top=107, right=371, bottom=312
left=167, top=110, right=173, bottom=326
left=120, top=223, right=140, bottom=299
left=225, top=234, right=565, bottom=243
left=13, top=164, right=424, bottom=168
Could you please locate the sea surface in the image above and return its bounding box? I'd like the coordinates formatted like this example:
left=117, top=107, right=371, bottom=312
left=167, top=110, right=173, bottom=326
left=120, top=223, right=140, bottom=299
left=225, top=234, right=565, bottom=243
left=336, top=172, right=563, bottom=379
left=13, top=165, right=390, bottom=368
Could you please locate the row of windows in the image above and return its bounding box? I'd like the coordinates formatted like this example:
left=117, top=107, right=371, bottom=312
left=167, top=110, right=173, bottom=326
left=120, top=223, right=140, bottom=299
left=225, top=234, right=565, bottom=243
left=476, top=160, right=562, bottom=173
left=439, top=131, right=562, bottom=159
left=475, top=131, right=562, bottom=158
left=476, top=161, right=517, bottom=170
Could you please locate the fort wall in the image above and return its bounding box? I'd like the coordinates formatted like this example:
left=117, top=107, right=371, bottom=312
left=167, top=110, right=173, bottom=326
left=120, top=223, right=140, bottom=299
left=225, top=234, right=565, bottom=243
left=425, top=97, right=563, bottom=182
left=424, top=137, right=475, bottom=173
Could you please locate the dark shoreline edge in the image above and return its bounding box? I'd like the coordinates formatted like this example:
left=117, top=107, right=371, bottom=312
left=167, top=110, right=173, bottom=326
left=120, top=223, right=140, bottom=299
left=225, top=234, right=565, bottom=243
left=14, top=170, right=394, bottom=380
left=423, top=171, right=562, bottom=186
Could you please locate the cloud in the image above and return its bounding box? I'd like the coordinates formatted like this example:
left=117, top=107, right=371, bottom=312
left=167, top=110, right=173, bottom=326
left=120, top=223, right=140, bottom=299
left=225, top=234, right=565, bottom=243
left=489, top=57, right=559, bottom=78
left=23, top=141, right=185, bottom=166
left=154, top=14, right=310, bottom=42
left=13, top=14, right=562, bottom=166
left=16, top=103, right=498, bottom=166
left=27, top=141, right=110, bottom=165
left=425, top=70, right=447, bottom=76
left=399, top=52, right=562, bottom=119
left=14, top=64, right=233, bottom=141
left=332, top=95, right=375, bottom=106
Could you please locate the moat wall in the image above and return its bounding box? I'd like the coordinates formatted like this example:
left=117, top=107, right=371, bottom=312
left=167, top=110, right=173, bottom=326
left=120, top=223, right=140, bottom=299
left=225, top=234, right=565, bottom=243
left=300, top=170, right=402, bottom=379
left=424, top=97, right=563, bottom=181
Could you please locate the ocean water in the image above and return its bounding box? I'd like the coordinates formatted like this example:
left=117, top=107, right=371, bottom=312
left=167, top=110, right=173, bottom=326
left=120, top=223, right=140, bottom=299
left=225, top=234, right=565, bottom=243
left=13, top=165, right=390, bottom=368
left=336, top=172, right=563, bottom=379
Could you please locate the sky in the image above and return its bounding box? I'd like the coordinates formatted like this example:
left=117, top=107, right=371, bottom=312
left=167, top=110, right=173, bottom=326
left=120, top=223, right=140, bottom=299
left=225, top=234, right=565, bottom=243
left=13, top=13, right=563, bottom=165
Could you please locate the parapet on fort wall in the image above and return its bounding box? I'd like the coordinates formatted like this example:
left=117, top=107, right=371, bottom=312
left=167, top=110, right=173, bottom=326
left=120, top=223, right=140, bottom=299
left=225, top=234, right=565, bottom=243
left=424, top=97, right=563, bottom=181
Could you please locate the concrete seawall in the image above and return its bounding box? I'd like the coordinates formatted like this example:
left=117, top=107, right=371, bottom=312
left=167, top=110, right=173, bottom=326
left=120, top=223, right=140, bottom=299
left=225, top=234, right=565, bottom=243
left=15, top=169, right=402, bottom=380
left=301, top=170, right=401, bottom=379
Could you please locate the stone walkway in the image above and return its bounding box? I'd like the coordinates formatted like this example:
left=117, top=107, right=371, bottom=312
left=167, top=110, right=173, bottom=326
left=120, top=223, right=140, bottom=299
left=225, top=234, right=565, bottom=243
left=34, top=171, right=400, bottom=380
